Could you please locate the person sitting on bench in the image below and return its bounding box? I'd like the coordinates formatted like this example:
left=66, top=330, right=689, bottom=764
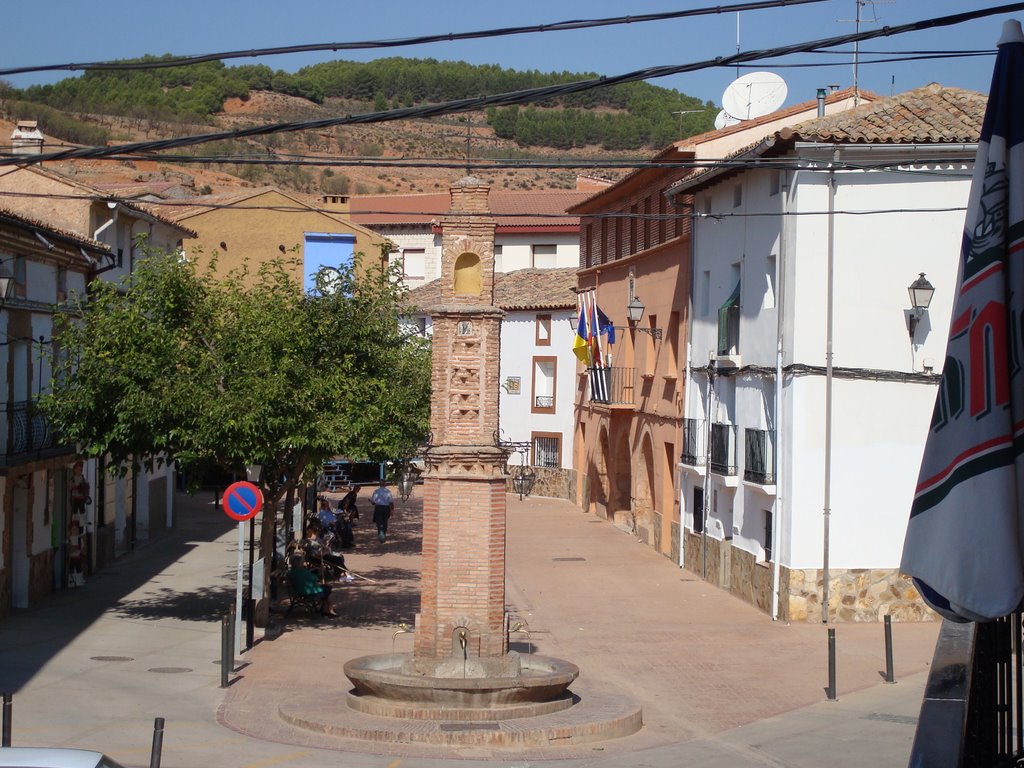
left=286, top=554, right=337, bottom=617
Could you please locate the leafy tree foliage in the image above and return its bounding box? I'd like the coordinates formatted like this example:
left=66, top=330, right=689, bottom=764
left=43, top=243, right=431, bottom=563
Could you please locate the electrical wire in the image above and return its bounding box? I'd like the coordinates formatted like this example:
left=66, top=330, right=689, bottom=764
left=1, top=2, right=1017, bottom=169
left=0, top=0, right=829, bottom=77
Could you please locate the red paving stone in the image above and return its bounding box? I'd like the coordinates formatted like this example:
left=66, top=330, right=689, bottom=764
left=218, top=489, right=940, bottom=759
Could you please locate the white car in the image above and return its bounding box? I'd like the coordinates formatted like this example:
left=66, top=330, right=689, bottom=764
left=0, top=747, right=125, bottom=768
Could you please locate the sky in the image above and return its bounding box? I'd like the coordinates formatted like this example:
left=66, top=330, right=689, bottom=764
left=3, top=1, right=1021, bottom=114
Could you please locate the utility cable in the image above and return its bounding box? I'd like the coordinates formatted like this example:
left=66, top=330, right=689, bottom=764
left=0, top=0, right=828, bottom=77
left=1, top=3, right=1018, bottom=168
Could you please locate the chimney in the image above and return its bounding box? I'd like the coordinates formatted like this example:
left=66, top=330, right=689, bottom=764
left=321, top=194, right=350, bottom=213
left=816, top=88, right=828, bottom=118
left=11, top=120, right=43, bottom=155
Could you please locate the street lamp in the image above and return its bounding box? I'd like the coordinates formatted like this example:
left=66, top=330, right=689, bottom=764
left=510, top=454, right=536, bottom=501
left=396, top=460, right=422, bottom=502
left=906, top=273, right=935, bottom=340
left=626, top=296, right=663, bottom=339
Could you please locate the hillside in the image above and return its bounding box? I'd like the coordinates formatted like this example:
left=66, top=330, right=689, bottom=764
left=0, top=57, right=718, bottom=199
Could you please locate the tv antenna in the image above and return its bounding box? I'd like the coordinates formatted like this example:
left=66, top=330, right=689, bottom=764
left=721, top=72, right=787, bottom=121
left=838, top=0, right=895, bottom=105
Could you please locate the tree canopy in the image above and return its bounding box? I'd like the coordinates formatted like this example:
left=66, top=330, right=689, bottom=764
left=43, top=244, right=432, bottom=514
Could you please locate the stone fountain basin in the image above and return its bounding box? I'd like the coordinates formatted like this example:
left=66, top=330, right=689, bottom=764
left=344, top=652, right=579, bottom=716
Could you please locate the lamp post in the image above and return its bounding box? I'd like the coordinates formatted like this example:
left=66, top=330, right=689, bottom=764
left=510, top=453, right=536, bottom=501
left=907, top=273, right=935, bottom=340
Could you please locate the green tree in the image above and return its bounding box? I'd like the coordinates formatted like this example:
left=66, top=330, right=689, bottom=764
left=43, top=244, right=431, bottom=601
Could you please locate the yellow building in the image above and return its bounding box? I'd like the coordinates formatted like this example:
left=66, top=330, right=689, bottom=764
left=171, top=188, right=387, bottom=287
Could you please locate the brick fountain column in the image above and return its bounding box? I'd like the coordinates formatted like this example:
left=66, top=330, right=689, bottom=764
left=409, top=176, right=514, bottom=675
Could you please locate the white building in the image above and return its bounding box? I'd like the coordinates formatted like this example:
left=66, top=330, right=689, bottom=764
left=666, top=84, right=985, bottom=622
left=408, top=268, right=579, bottom=498
left=349, top=190, right=594, bottom=288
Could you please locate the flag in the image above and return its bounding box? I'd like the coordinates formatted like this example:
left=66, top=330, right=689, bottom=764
left=596, top=305, right=617, bottom=346
left=572, top=295, right=591, bottom=365
left=900, top=20, right=1024, bottom=622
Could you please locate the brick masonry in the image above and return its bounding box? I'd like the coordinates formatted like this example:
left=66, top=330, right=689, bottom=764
left=416, top=177, right=512, bottom=661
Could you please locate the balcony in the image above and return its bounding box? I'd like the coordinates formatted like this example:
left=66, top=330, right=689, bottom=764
left=744, top=428, right=776, bottom=485
left=0, top=400, right=69, bottom=465
left=709, top=422, right=737, bottom=477
left=534, top=395, right=554, bottom=409
left=587, top=367, right=635, bottom=407
left=681, top=418, right=705, bottom=466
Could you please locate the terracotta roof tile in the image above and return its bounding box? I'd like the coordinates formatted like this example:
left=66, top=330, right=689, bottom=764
left=0, top=207, right=111, bottom=253
left=783, top=83, right=985, bottom=144
left=407, top=267, right=577, bottom=311
left=350, top=190, right=590, bottom=229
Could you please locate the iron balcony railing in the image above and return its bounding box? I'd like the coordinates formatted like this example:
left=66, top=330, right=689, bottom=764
left=910, top=613, right=1023, bottom=767
left=0, top=399, right=66, bottom=463
left=744, top=428, right=776, bottom=484
left=681, top=418, right=705, bottom=466
left=709, top=422, right=738, bottom=476
left=534, top=395, right=554, bottom=409
left=587, top=367, right=635, bottom=406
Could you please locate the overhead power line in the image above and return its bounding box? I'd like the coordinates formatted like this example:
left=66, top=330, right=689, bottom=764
left=0, top=3, right=1017, bottom=169
left=0, top=0, right=828, bottom=77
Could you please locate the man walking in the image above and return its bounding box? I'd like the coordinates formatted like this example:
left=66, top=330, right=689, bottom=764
left=371, top=480, right=394, bottom=543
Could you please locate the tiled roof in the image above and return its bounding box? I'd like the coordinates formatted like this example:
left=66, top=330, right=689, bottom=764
left=0, top=207, right=111, bottom=253
left=669, top=83, right=986, bottom=196
left=781, top=83, right=985, bottom=144
left=350, top=190, right=591, bottom=229
left=407, top=267, right=577, bottom=311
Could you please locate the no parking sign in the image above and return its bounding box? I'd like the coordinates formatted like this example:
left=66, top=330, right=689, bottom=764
left=221, top=481, right=263, bottom=521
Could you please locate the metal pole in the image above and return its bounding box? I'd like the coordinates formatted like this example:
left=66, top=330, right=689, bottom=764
left=826, top=627, right=837, bottom=700
left=234, top=521, right=243, bottom=656
left=884, top=614, right=895, bottom=683
left=246, top=515, right=255, bottom=650
left=2, top=692, right=11, bottom=746
left=220, top=611, right=231, bottom=688
left=822, top=161, right=837, bottom=624
left=149, top=717, right=164, bottom=768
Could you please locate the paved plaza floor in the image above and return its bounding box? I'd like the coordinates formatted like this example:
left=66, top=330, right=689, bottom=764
left=0, top=487, right=940, bottom=767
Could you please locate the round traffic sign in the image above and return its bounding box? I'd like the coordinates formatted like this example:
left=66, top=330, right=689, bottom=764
left=221, top=481, right=263, bottom=521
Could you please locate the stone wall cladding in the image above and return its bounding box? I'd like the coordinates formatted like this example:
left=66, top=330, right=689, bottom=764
left=505, top=467, right=576, bottom=502
left=678, top=529, right=937, bottom=622
left=780, top=567, right=937, bottom=623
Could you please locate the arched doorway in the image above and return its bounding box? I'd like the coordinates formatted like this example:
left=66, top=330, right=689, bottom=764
left=610, top=430, right=632, bottom=528
left=633, top=433, right=656, bottom=546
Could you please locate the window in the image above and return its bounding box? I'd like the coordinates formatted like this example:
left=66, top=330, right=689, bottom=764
left=629, top=204, right=638, bottom=256
left=56, top=266, right=67, bottom=300
left=769, top=170, right=781, bottom=197
left=531, top=356, right=557, bottom=413
left=642, top=197, right=652, bottom=251
left=718, top=282, right=741, bottom=356
left=764, top=255, right=777, bottom=309
left=703, top=196, right=712, bottom=216
left=700, top=270, right=711, bottom=316
left=535, top=314, right=551, bottom=346
left=531, top=244, right=557, bottom=269
left=763, top=509, right=774, bottom=561
left=532, top=432, right=561, bottom=468
left=692, top=486, right=704, bottom=533
left=733, top=184, right=743, bottom=208
left=658, top=194, right=668, bottom=242
left=401, top=248, right=425, bottom=279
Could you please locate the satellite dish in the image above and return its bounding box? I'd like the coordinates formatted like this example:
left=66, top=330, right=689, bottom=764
left=714, top=109, right=741, bottom=130
left=721, top=71, right=788, bottom=121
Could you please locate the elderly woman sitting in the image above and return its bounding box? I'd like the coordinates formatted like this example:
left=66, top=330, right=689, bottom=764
left=286, top=554, right=337, bottom=617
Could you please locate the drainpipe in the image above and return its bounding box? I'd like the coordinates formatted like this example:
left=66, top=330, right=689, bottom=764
left=681, top=336, right=691, bottom=569
left=702, top=356, right=715, bottom=580
left=93, top=202, right=119, bottom=241
left=822, top=149, right=839, bottom=624
left=771, top=168, right=792, bottom=621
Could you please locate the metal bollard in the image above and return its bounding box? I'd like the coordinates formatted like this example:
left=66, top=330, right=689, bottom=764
left=826, top=628, right=837, bottom=700
left=2, top=692, right=11, bottom=746
left=884, top=614, right=895, bottom=683
left=149, top=717, right=164, bottom=768
left=220, top=608, right=234, bottom=688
